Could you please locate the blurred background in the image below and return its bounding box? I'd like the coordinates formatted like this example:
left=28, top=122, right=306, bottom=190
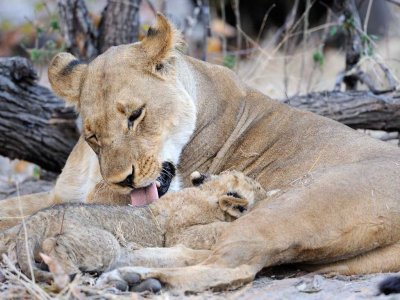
left=1, top=0, right=400, bottom=193
left=2, top=0, right=400, bottom=96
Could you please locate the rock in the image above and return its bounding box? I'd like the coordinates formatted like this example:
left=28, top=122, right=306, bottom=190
left=296, top=275, right=324, bottom=293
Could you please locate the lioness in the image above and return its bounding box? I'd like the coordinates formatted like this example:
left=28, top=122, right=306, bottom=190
left=1, top=171, right=266, bottom=286
left=1, top=13, right=400, bottom=292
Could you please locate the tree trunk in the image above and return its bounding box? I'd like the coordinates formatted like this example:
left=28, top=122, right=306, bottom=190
left=57, top=0, right=142, bottom=60
left=57, top=0, right=99, bottom=60
left=98, top=0, right=142, bottom=53
left=0, top=57, right=79, bottom=173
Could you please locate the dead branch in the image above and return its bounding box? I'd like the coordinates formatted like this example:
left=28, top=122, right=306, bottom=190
left=232, top=0, right=241, bottom=69
left=332, top=0, right=397, bottom=93
left=287, top=90, right=400, bottom=131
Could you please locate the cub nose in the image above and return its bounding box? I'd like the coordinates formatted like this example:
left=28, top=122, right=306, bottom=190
left=116, top=173, right=134, bottom=188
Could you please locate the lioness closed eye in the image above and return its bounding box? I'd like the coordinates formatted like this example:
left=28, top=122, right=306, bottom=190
left=1, top=171, right=266, bottom=282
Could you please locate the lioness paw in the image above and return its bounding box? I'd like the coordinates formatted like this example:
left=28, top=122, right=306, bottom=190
left=97, top=267, right=162, bottom=293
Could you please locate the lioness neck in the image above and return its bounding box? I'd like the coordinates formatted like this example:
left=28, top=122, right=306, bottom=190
left=177, top=54, right=393, bottom=191
left=177, top=54, right=280, bottom=187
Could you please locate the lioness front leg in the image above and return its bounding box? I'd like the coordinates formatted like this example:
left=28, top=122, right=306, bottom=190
left=113, top=245, right=211, bottom=269
left=97, top=264, right=257, bottom=292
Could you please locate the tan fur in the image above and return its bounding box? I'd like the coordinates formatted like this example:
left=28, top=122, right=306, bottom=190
left=2, top=14, right=400, bottom=292
left=0, top=171, right=266, bottom=281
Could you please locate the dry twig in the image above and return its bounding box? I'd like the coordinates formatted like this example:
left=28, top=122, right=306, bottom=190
left=232, top=0, right=241, bottom=70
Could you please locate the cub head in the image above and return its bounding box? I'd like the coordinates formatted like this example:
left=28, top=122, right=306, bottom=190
left=48, top=14, right=196, bottom=204
left=190, top=170, right=267, bottom=219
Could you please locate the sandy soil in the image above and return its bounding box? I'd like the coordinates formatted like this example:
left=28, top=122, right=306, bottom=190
left=161, top=273, right=397, bottom=300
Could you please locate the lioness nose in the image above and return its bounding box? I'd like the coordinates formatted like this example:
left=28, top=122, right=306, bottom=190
left=116, top=173, right=134, bottom=188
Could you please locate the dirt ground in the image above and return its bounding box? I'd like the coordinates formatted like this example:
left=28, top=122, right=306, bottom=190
left=1, top=262, right=398, bottom=299
left=166, top=273, right=397, bottom=300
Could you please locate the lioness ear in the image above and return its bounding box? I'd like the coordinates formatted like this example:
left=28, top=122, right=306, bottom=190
left=218, top=195, right=249, bottom=219
left=141, top=13, right=183, bottom=68
left=48, top=52, right=87, bottom=106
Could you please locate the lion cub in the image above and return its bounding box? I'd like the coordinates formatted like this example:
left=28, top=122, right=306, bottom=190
left=1, top=171, right=266, bottom=282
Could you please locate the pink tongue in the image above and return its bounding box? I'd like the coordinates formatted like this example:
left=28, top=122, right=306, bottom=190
left=130, top=183, right=159, bottom=207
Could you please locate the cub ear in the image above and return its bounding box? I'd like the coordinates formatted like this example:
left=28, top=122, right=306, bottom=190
left=48, top=52, right=87, bottom=106
left=190, top=171, right=209, bottom=186
left=141, top=13, right=183, bottom=66
left=218, top=195, right=249, bottom=219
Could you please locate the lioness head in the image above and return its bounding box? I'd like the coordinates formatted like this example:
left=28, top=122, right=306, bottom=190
left=48, top=14, right=196, bottom=204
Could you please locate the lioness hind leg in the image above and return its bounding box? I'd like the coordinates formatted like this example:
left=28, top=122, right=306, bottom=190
left=304, top=242, right=400, bottom=275
left=0, top=191, right=55, bottom=231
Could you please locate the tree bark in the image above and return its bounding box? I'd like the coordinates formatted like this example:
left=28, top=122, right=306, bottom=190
left=287, top=91, right=400, bottom=132
left=0, top=57, right=79, bottom=173
left=57, top=0, right=99, bottom=60
left=57, top=0, right=142, bottom=60
left=98, top=0, right=142, bottom=53
left=1, top=58, right=400, bottom=173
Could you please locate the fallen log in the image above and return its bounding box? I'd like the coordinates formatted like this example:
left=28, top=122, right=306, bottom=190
left=286, top=91, right=400, bottom=132
left=0, top=57, right=79, bottom=173
left=0, top=57, right=399, bottom=172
